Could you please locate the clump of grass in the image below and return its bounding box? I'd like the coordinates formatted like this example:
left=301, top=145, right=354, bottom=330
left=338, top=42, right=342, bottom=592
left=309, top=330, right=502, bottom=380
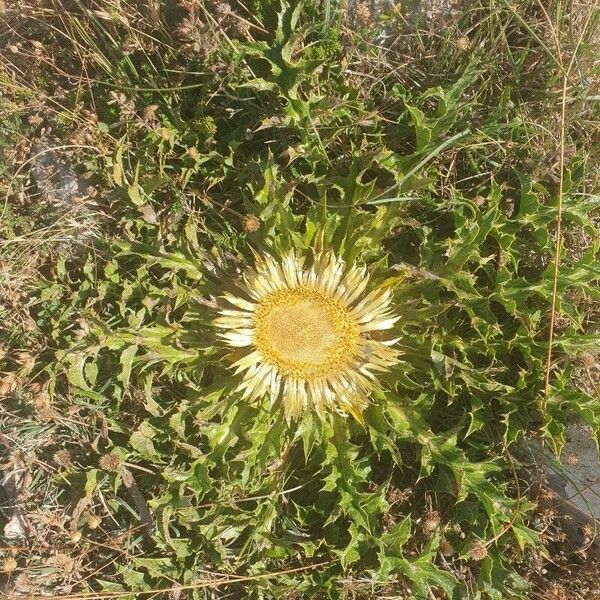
left=1, top=1, right=599, bottom=599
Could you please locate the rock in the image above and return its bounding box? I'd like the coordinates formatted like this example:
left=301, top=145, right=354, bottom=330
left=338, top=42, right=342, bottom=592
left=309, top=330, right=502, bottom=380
left=31, top=141, right=86, bottom=208
left=529, top=421, right=600, bottom=553
left=30, top=139, right=101, bottom=250
left=548, top=423, right=600, bottom=535
left=3, top=513, right=27, bottom=541
left=0, top=435, right=32, bottom=542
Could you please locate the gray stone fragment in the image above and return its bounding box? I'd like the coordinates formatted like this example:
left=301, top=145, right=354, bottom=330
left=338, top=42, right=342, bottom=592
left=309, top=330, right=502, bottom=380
left=529, top=422, right=600, bottom=553
left=30, top=140, right=101, bottom=249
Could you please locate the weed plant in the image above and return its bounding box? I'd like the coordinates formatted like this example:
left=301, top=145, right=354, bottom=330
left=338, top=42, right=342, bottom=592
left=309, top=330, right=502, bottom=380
left=1, top=0, right=599, bottom=598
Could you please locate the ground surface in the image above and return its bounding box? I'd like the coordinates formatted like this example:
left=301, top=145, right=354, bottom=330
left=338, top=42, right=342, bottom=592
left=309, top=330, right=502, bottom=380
left=1, top=1, right=600, bottom=599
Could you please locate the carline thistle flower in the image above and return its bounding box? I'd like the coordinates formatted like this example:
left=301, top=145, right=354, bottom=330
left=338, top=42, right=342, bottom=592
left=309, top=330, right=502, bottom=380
left=214, top=248, right=400, bottom=422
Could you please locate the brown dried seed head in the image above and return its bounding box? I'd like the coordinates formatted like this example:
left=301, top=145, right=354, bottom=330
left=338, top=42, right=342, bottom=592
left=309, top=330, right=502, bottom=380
left=28, top=114, right=44, bottom=127
left=547, top=584, right=570, bottom=600
left=86, top=513, right=102, bottom=529
left=2, top=557, right=17, bottom=572
left=160, top=128, right=174, bottom=141
left=28, top=381, right=46, bottom=395
left=142, top=104, right=160, bottom=122
left=14, top=351, right=34, bottom=367
left=140, top=203, right=158, bottom=224
left=423, top=510, right=440, bottom=534
left=355, top=2, right=372, bottom=27
left=242, top=214, right=261, bottom=233
left=580, top=353, right=597, bottom=368
left=45, top=553, right=75, bottom=573
left=470, top=541, right=488, bottom=561
left=554, top=314, right=571, bottom=331
left=381, top=511, right=397, bottom=532
left=583, top=522, right=595, bottom=543
left=99, top=452, right=122, bottom=472
left=0, top=373, right=19, bottom=396
left=232, top=18, right=251, bottom=39
left=70, top=530, right=82, bottom=543
left=540, top=486, right=558, bottom=500
left=14, top=573, right=32, bottom=592
left=215, top=2, right=231, bottom=18
left=169, top=584, right=184, bottom=600
left=456, top=36, right=470, bottom=51
left=566, top=453, right=579, bottom=465
left=36, top=404, right=55, bottom=423
left=439, top=539, right=455, bottom=556
left=387, top=487, right=411, bottom=505
left=53, top=449, right=72, bottom=467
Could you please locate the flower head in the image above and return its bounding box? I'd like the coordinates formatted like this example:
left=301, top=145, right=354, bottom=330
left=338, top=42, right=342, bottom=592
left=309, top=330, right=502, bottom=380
left=215, top=248, right=399, bottom=422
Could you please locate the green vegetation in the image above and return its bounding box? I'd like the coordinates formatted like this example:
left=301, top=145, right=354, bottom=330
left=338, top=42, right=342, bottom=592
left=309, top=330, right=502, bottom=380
left=1, top=0, right=599, bottom=598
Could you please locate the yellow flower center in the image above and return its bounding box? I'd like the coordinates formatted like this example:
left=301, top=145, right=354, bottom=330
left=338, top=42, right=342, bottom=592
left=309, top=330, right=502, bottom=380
left=253, top=285, right=359, bottom=379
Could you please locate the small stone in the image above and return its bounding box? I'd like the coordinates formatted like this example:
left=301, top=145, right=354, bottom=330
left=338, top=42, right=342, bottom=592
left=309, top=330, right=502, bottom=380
left=3, top=514, right=27, bottom=540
